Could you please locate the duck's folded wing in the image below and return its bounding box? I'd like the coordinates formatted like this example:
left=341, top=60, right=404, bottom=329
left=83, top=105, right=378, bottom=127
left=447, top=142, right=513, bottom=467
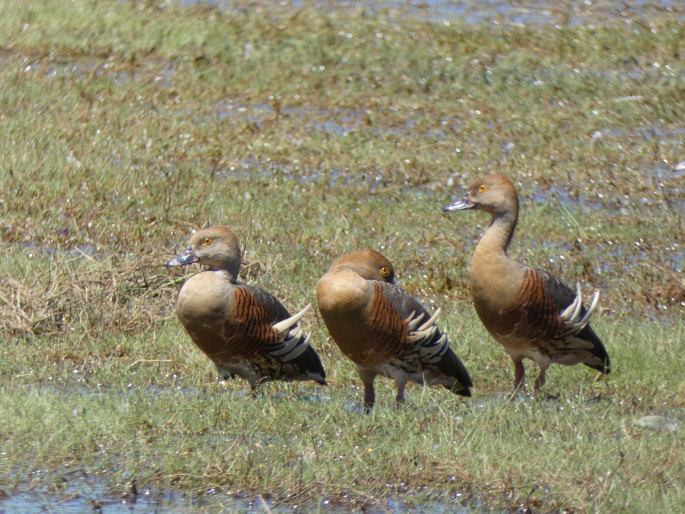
left=372, top=282, right=472, bottom=389
left=509, top=269, right=610, bottom=372
left=239, top=286, right=326, bottom=382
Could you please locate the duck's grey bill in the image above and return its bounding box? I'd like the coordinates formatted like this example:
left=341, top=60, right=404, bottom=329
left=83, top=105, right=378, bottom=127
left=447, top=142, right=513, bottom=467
left=165, top=248, right=198, bottom=268
left=443, top=197, right=475, bottom=212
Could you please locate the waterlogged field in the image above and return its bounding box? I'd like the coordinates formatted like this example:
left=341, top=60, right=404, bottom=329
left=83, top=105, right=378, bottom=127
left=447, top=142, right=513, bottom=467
left=0, top=1, right=684, bottom=512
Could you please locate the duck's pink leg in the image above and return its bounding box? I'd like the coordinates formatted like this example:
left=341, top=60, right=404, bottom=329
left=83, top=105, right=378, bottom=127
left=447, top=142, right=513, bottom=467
left=534, top=366, right=547, bottom=393
left=395, top=380, right=407, bottom=407
left=359, top=368, right=377, bottom=413
left=513, top=357, right=525, bottom=391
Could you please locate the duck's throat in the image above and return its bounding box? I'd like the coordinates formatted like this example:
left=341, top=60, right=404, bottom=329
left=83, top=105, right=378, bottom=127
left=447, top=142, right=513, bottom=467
left=469, top=211, right=521, bottom=301
left=474, top=211, right=517, bottom=259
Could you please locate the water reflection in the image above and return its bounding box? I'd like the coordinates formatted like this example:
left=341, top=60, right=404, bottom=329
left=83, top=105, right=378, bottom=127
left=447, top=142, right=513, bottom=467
left=1, top=481, right=476, bottom=513
left=176, top=0, right=685, bottom=26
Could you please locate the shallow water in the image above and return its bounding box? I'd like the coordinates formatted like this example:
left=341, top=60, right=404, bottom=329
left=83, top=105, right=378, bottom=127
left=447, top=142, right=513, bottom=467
left=177, top=0, right=685, bottom=26
left=1, top=489, right=204, bottom=514
left=1, top=486, right=315, bottom=513
left=1, top=480, right=475, bottom=513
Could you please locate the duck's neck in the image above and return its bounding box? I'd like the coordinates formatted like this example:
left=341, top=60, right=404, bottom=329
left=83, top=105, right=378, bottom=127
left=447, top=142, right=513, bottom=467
left=469, top=207, right=521, bottom=312
left=208, top=267, right=238, bottom=284
left=473, top=209, right=518, bottom=261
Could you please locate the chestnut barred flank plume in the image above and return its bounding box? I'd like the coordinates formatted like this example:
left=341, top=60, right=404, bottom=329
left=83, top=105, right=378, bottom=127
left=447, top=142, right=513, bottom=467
left=166, top=226, right=326, bottom=390
left=316, top=249, right=471, bottom=411
left=443, top=174, right=611, bottom=392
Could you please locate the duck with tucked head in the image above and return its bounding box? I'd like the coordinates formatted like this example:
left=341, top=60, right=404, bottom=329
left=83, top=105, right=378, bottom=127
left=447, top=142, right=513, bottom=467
left=166, top=226, right=326, bottom=390
left=443, top=175, right=610, bottom=392
left=316, top=249, right=472, bottom=410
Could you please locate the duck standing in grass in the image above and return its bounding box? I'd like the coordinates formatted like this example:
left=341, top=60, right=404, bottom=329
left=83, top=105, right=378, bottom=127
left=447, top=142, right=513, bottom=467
left=443, top=174, right=610, bottom=392
left=165, top=225, right=326, bottom=390
left=316, top=249, right=472, bottom=410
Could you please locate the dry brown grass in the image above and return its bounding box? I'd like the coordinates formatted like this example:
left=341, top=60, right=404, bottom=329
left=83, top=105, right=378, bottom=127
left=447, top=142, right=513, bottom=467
left=0, top=253, right=178, bottom=340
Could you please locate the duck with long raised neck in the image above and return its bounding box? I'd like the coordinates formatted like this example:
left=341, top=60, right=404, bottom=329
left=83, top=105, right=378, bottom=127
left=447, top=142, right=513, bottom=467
left=165, top=226, right=326, bottom=390
left=316, top=249, right=472, bottom=411
left=443, top=174, right=610, bottom=392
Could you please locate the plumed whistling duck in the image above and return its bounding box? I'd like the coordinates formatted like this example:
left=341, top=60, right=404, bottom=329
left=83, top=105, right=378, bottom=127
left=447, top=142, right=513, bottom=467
left=316, top=249, right=472, bottom=410
left=166, top=226, right=326, bottom=390
left=443, top=174, right=610, bottom=392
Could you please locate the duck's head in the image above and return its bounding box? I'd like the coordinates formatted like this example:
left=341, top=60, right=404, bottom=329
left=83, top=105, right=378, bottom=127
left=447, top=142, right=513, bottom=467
left=329, top=249, right=396, bottom=284
left=166, top=225, right=241, bottom=280
left=443, top=174, right=518, bottom=218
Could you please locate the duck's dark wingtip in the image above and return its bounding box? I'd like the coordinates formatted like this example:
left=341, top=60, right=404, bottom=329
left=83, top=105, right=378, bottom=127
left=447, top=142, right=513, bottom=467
left=445, top=381, right=472, bottom=397
left=583, top=356, right=611, bottom=375
left=289, top=343, right=327, bottom=383
left=576, top=324, right=611, bottom=375
left=602, top=360, right=611, bottom=375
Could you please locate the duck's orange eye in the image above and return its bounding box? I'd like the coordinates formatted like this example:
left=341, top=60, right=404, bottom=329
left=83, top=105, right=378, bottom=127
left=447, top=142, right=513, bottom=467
left=201, top=237, right=213, bottom=247
left=379, top=265, right=391, bottom=278
left=478, top=184, right=488, bottom=193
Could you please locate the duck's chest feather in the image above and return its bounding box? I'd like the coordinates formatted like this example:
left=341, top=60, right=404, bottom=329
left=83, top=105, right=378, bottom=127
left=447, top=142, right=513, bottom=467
left=317, top=270, right=407, bottom=367
left=176, top=271, right=233, bottom=331
left=176, top=271, right=242, bottom=357
left=176, top=271, right=285, bottom=360
left=469, top=251, right=526, bottom=339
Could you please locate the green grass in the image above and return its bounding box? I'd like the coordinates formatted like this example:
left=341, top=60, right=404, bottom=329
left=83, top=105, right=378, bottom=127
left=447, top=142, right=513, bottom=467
left=0, top=0, right=684, bottom=511
left=1, top=316, right=683, bottom=511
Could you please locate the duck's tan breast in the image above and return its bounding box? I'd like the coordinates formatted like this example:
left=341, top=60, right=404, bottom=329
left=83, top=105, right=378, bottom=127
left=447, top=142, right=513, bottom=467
left=176, top=271, right=233, bottom=339
left=316, top=269, right=389, bottom=366
left=470, top=253, right=526, bottom=340
left=316, top=269, right=373, bottom=363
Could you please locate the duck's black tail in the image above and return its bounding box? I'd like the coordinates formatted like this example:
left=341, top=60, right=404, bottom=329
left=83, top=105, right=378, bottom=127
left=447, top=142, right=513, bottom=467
left=437, top=347, right=472, bottom=397
left=579, top=324, right=611, bottom=374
